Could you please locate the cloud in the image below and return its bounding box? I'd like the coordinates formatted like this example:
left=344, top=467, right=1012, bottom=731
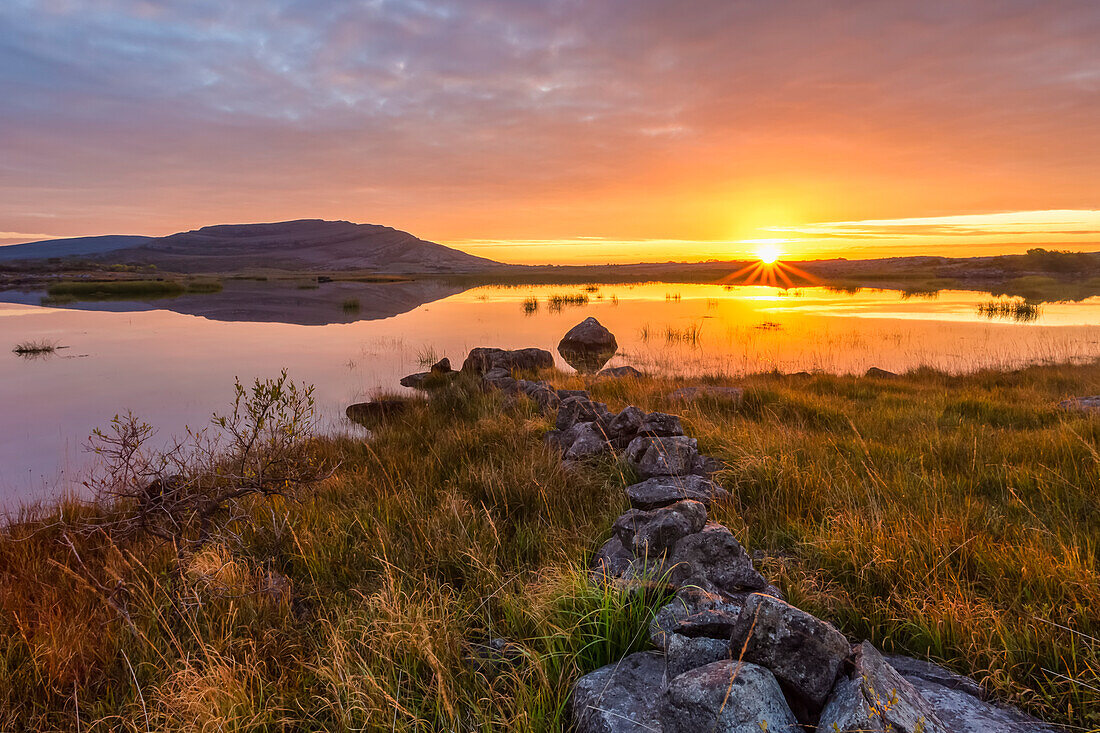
left=1, top=0, right=1099, bottom=255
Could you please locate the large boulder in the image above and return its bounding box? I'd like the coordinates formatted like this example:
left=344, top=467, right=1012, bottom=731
left=558, top=317, right=618, bottom=372
left=625, top=435, right=699, bottom=478
left=608, top=406, right=645, bottom=441
left=627, top=475, right=729, bottom=510
left=728, top=593, right=851, bottom=707
left=819, top=641, right=949, bottom=733
left=461, top=347, right=554, bottom=375
left=659, top=660, right=799, bottom=733
left=571, top=652, right=666, bottom=732
left=887, top=655, right=1061, bottom=733
left=612, top=500, right=707, bottom=557
left=667, top=523, right=768, bottom=595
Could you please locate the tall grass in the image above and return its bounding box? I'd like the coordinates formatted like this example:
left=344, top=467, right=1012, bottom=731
left=2, top=365, right=1098, bottom=729
left=547, top=294, right=589, bottom=312
left=978, top=299, right=1042, bottom=323
left=576, top=362, right=1100, bottom=729
left=11, top=339, right=59, bottom=355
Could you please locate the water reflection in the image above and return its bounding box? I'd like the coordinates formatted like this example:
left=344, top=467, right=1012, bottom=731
left=3, top=280, right=1100, bottom=508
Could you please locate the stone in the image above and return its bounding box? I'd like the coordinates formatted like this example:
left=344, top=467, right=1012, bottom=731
left=865, top=366, right=898, bottom=378
left=665, top=634, right=732, bottom=679
left=612, top=500, right=707, bottom=557
left=728, top=592, right=851, bottom=707
left=668, top=523, right=767, bottom=595
left=399, top=371, right=456, bottom=390
left=591, top=536, right=637, bottom=585
left=819, top=641, right=949, bottom=733
left=659, top=660, right=799, bottom=733
left=667, top=386, right=744, bottom=404
left=673, top=608, right=742, bottom=639
left=638, top=412, right=684, bottom=437
left=625, top=435, right=699, bottom=478
left=887, top=655, right=1061, bottom=733
left=608, top=406, right=645, bottom=440
left=690, top=454, right=722, bottom=477
left=461, top=347, right=554, bottom=375
left=597, top=365, right=644, bottom=379
left=557, top=395, right=612, bottom=431
left=1059, top=395, right=1100, bottom=412
left=626, top=475, right=729, bottom=511
left=429, top=357, right=452, bottom=373
left=482, top=366, right=517, bottom=391
left=650, top=587, right=748, bottom=651
left=345, top=399, right=412, bottom=426
left=571, top=651, right=666, bottom=733
left=564, top=422, right=612, bottom=461
left=557, top=388, right=591, bottom=400
left=515, top=379, right=561, bottom=410
left=558, top=317, right=618, bottom=372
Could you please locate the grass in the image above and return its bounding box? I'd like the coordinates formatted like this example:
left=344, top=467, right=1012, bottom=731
left=43, top=279, right=223, bottom=300
left=978, top=298, right=1042, bottom=322
left=341, top=298, right=361, bottom=313
left=546, top=293, right=589, bottom=312
left=522, top=297, right=539, bottom=314
left=47, top=279, right=187, bottom=299
left=1, top=364, right=1099, bottom=729
left=12, top=339, right=58, bottom=355
left=664, top=323, right=703, bottom=345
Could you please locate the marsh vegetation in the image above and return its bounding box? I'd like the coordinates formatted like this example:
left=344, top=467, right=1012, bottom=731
left=1, top=363, right=1097, bottom=729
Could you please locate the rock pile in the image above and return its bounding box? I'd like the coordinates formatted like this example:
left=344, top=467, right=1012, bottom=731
left=378, top=329, right=1058, bottom=733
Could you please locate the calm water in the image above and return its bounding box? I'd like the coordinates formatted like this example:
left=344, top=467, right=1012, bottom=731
left=3, top=280, right=1100, bottom=508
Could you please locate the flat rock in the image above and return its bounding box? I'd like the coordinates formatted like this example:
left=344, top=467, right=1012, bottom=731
left=625, top=435, right=699, bottom=478
left=571, top=651, right=666, bottom=733
left=559, top=317, right=618, bottom=372
left=461, top=346, right=554, bottom=375
left=1059, top=395, right=1100, bottom=412
left=819, top=641, right=949, bottom=733
left=650, top=587, right=749, bottom=651
left=728, top=592, right=851, bottom=707
left=865, top=366, right=899, bottom=378
left=626, top=475, right=729, bottom=510
left=399, top=370, right=456, bottom=390
left=659, top=660, right=799, bottom=733
left=639, top=412, right=684, bottom=437
left=887, top=655, right=1061, bottom=733
left=668, top=523, right=767, bottom=595
left=345, top=398, right=413, bottom=426
left=665, top=634, right=732, bottom=680
left=667, top=386, right=744, bottom=404
left=597, top=365, right=644, bottom=379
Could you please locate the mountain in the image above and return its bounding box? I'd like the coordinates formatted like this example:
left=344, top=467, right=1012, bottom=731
left=109, top=219, right=498, bottom=273
left=0, top=235, right=152, bottom=262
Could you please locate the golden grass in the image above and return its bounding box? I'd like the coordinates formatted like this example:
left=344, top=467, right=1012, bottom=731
left=1, top=363, right=1098, bottom=729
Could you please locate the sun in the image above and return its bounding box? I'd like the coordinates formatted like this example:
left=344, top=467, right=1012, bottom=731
left=756, top=243, right=782, bottom=264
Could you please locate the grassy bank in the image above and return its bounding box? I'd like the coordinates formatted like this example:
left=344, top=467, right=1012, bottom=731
left=1, top=363, right=1098, bottom=729
left=45, top=278, right=223, bottom=300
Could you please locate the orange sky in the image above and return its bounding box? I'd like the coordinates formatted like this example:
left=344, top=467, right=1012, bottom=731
left=2, top=1, right=1099, bottom=264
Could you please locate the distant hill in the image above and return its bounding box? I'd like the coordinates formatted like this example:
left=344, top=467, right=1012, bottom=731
left=109, top=219, right=499, bottom=273
left=0, top=235, right=152, bottom=262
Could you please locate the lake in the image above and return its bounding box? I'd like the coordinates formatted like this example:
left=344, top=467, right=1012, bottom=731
left=3, top=279, right=1100, bottom=509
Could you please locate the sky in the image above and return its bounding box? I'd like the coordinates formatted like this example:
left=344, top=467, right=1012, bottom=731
left=1, top=0, right=1099, bottom=264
